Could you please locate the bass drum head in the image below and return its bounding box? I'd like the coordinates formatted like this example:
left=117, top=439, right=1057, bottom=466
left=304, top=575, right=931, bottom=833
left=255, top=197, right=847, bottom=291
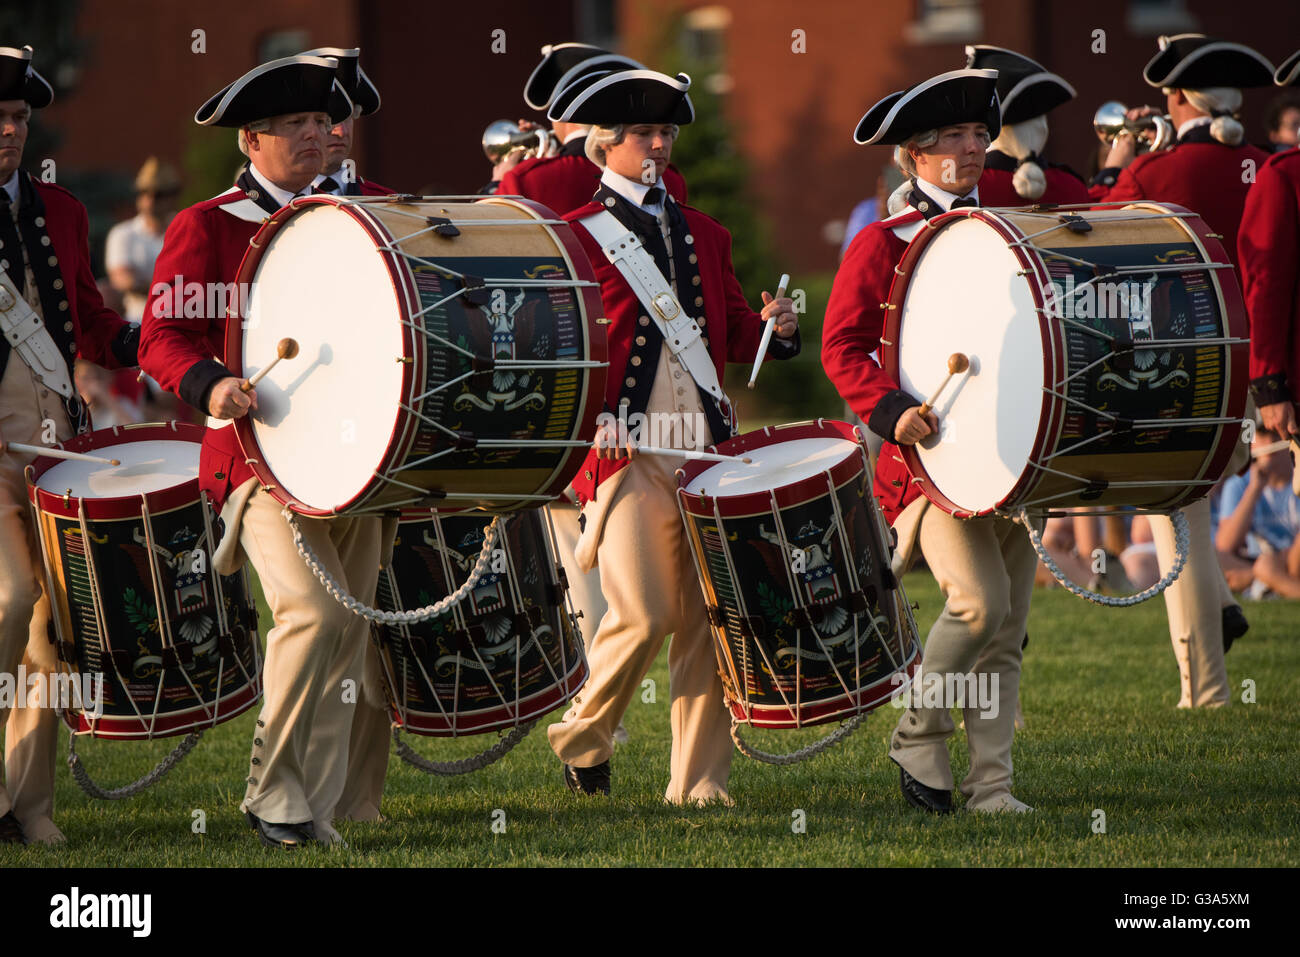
left=897, top=216, right=1046, bottom=514
left=242, top=203, right=406, bottom=513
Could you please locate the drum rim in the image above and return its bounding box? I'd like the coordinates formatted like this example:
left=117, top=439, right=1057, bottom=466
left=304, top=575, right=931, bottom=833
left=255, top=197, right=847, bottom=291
left=229, top=195, right=609, bottom=516
left=63, top=672, right=262, bottom=739
left=26, top=420, right=206, bottom=520
left=676, top=419, right=870, bottom=516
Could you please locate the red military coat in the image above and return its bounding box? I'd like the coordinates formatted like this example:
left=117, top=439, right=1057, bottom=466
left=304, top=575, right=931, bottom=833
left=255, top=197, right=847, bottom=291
left=500, top=154, right=688, bottom=216
left=822, top=210, right=925, bottom=524
left=564, top=198, right=787, bottom=505
left=139, top=178, right=392, bottom=510
left=24, top=180, right=133, bottom=368
left=1090, top=139, right=1269, bottom=268
left=1238, top=148, right=1300, bottom=404
left=978, top=159, right=1090, bottom=207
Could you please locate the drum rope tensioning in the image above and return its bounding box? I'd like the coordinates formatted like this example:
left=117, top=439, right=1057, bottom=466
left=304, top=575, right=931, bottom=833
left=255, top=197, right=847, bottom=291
left=1022, top=506, right=1190, bottom=606
left=729, top=713, right=868, bottom=766
left=65, top=727, right=201, bottom=800
left=391, top=721, right=535, bottom=776
left=283, top=508, right=503, bottom=624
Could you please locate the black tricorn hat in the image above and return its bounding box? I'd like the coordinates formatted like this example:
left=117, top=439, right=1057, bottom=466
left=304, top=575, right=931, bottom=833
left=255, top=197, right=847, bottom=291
left=302, top=46, right=380, bottom=116
left=524, top=42, right=644, bottom=111
left=855, top=68, right=1001, bottom=145
left=1275, top=49, right=1300, bottom=87
left=1143, top=34, right=1275, bottom=89
left=964, top=45, right=1075, bottom=124
left=195, top=54, right=354, bottom=127
left=0, top=46, right=54, bottom=108
left=548, top=69, right=694, bottom=126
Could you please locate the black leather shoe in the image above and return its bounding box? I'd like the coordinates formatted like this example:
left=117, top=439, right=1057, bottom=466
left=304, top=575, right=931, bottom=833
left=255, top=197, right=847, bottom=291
left=246, top=811, right=314, bottom=849
left=896, top=764, right=954, bottom=814
left=0, top=811, right=25, bottom=844
left=1222, top=604, right=1249, bottom=653
left=563, top=760, right=611, bottom=795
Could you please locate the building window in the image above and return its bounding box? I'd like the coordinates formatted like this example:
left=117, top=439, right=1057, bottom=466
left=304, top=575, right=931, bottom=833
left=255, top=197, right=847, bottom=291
left=257, top=29, right=311, bottom=64
left=1126, top=0, right=1197, bottom=35
left=683, top=5, right=733, bottom=95
left=905, top=0, right=982, bottom=44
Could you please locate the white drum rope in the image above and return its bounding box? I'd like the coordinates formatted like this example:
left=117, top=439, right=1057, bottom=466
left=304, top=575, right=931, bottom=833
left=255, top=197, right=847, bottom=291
left=392, top=722, right=534, bottom=776
left=1021, top=507, right=1189, bottom=606
left=284, top=508, right=502, bottom=624
left=66, top=726, right=202, bottom=800
left=730, top=712, right=868, bottom=765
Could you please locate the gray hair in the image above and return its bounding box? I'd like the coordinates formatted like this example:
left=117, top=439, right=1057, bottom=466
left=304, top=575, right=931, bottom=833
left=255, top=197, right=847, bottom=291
left=237, top=118, right=272, bottom=157
left=585, top=123, right=681, bottom=169
left=894, top=129, right=939, bottom=178
left=990, top=115, right=1049, bottom=200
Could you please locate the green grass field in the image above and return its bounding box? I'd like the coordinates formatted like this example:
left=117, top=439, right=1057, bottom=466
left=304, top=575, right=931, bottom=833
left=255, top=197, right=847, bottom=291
left=5, top=572, right=1298, bottom=867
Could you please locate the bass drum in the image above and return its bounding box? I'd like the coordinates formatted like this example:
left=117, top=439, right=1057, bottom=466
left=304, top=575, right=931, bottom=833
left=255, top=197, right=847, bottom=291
left=882, top=202, right=1248, bottom=516
left=230, top=195, right=607, bottom=516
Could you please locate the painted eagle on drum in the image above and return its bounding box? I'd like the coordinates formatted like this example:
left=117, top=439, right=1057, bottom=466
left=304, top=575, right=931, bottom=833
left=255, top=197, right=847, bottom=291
left=455, top=288, right=549, bottom=411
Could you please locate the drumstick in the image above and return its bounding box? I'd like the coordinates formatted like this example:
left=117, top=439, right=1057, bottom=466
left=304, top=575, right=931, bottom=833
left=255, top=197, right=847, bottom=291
left=918, top=353, right=970, bottom=416
left=1, top=441, right=120, bottom=466
left=1251, top=438, right=1291, bottom=459
left=635, top=445, right=753, bottom=464
left=747, top=273, right=790, bottom=389
left=241, top=337, right=299, bottom=393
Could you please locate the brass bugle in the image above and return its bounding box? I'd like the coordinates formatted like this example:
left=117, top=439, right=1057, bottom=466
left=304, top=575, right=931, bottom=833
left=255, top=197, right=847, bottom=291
left=1093, top=101, right=1175, bottom=152
left=482, top=120, right=557, bottom=164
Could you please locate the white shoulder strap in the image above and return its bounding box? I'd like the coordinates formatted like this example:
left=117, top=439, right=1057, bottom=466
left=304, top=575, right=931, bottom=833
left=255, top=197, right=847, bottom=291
left=214, top=186, right=269, bottom=224
left=578, top=208, right=726, bottom=402
left=0, top=267, right=74, bottom=398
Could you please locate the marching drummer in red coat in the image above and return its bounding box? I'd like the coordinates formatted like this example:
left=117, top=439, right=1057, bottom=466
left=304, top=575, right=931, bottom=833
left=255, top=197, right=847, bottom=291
left=500, top=43, right=688, bottom=214
left=0, top=46, right=137, bottom=845
left=140, top=55, right=384, bottom=849
left=545, top=69, right=799, bottom=802
left=1091, top=35, right=1275, bottom=707
left=965, top=45, right=1089, bottom=208
left=1240, top=49, right=1300, bottom=441
left=825, top=69, right=1040, bottom=814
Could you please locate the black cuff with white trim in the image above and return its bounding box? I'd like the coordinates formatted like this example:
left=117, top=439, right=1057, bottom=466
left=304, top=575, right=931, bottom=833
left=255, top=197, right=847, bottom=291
left=1091, top=166, right=1122, bottom=189
left=766, top=328, right=801, bottom=359
left=111, top=323, right=140, bottom=368
left=180, top=358, right=236, bottom=414
left=867, top=389, right=922, bottom=442
left=1250, top=373, right=1291, bottom=407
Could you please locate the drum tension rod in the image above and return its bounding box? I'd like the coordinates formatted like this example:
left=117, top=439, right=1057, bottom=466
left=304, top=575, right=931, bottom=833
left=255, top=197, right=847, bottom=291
left=452, top=431, right=478, bottom=451
left=426, top=215, right=460, bottom=237
left=1091, top=262, right=1119, bottom=277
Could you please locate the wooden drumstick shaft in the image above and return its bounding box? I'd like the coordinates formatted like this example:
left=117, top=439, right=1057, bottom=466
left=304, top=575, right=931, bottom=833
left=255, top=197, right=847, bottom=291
left=918, top=352, right=971, bottom=416
left=635, top=445, right=752, bottom=464
left=1251, top=438, right=1292, bottom=458
left=747, top=273, right=791, bottom=389
left=241, top=337, right=300, bottom=393
left=1, top=441, right=120, bottom=466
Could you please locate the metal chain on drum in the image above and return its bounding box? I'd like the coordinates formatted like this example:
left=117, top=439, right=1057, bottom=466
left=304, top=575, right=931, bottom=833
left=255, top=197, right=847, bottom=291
left=284, top=509, right=502, bottom=624
left=66, top=727, right=201, bottom=800
left=392, top=722, right=534, bottom=776
left=1021, top=507, right=1189, bottom=607
left=730, top=712, right=868, bottom=765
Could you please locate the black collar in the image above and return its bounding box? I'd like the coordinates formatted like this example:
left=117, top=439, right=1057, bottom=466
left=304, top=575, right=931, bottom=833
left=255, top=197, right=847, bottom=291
left=236, top=165, right=284, bottom=216
left=1177, top=123, right=1220, bottom=146
left=559, top=135, right=587, bottom=159
left=983, top=149, right=1041, bottom=173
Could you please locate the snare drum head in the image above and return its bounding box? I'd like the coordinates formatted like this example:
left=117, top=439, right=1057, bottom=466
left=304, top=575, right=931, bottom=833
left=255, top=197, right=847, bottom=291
left=242, top=202, right=406, bottom=513
left=683, top=437, right=857, bottom=497
left=895, top=216, right=1045, bottom=513
left=34, top=439, right=197, bottom=498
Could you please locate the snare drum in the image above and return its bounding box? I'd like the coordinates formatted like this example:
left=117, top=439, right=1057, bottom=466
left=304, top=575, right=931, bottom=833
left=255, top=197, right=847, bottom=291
left=372, top=507, right=586, bottom=735
left=229, top=195, right=608, bottom=516
left=26, top=422, right=261, bottom=739
left=883, top=202, right=1248, bottom=516
left=676, top=420, right=922, bottom=729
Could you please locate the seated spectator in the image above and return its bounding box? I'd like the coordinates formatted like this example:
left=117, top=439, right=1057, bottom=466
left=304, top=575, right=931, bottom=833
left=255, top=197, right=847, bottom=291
left=1216, top=428, right=1300, bottom=598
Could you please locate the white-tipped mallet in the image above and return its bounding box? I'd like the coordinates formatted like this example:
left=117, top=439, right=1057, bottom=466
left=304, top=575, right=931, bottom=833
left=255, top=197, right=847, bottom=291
left=1, top=441, right=120, bottom=466
left=747, top=273, right=790, bottom=389
left=918, top=352, right=970, bottom=416
left=241, top=337, right=299, bottom=393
